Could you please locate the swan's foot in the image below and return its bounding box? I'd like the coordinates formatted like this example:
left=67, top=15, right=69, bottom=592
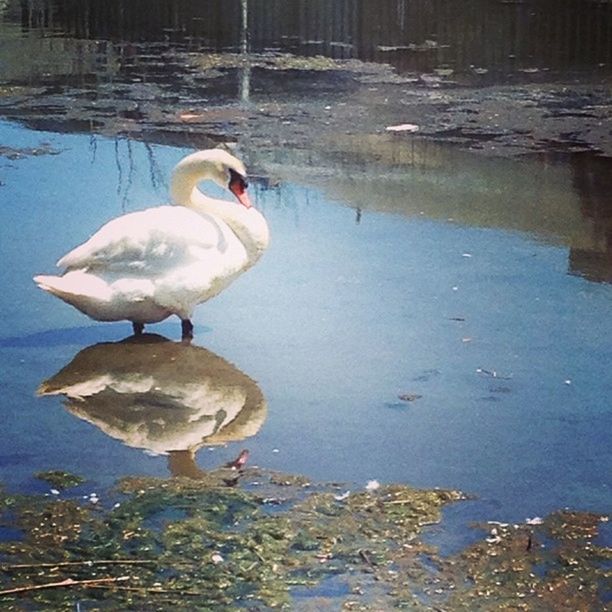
left=181, top=319, right=194, bottom=342
left=132, top=322, right=144, bottom=335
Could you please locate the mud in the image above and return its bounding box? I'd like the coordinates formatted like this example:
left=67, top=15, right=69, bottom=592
left=1, top=51, right=610, bottom=159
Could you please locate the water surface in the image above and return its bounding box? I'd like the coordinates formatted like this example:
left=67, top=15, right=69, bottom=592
left=0, top=119, right=610, bottom=527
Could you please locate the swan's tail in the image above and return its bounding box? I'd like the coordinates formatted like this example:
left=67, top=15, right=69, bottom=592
left=33, top=272, right=112, bottom=308
left=34, top=274, right=68, bottom=298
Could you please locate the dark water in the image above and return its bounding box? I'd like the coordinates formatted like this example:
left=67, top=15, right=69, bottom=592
left=0, top=0, right=610, bottom=532
left=5, top=0, right=612, bottom=83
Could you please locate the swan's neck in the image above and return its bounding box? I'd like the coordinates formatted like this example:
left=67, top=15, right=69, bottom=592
left=170, top=164, right=269, bottom=262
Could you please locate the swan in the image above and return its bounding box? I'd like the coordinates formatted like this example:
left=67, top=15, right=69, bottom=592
left=34, top=149, right=269, bottom=339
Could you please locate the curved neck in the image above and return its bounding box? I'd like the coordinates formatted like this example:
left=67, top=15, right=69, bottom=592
left=170, top=161, right=269, bottom=262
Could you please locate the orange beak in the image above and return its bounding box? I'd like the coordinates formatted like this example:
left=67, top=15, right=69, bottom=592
left=229, top=180, right=252, bottom=209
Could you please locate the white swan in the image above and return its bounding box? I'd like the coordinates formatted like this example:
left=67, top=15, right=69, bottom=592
left=34, top=149, right=269, bottom=338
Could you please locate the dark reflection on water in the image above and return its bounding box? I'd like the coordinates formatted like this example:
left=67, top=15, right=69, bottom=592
left=567, top=153, right=612, bottom=283
left=2, top=0, right=612, bottom=84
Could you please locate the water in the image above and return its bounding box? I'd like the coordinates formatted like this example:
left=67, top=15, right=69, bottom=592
left=4, top=0, right=612, bottom=83
left=0, top=0, right=610, bottom=534
left=0, top=118, right=610, bottom=527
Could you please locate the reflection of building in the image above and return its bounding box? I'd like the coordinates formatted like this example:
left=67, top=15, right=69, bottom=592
left=252, top=135, right=612, bottom=284
left=4, top=0, right=612, bottom=80
left=568, top=153, right=612, bottom=283
left=38, top=334, right=267, bottom=477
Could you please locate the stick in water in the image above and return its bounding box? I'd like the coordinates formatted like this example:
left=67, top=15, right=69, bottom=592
left=0, top=576, right=129, bottom=597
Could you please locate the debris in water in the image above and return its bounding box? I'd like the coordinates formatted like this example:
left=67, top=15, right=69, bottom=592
left=365, top=479, right=381, bottom=491
left=477, top=368, right=513, bottom=380
left=385, top=123, right=419, bottom=132
left=398, top=393, right=423, bottom=402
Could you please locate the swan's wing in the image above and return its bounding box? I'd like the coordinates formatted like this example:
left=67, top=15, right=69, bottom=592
left=58, top=206, right=228, bottom=272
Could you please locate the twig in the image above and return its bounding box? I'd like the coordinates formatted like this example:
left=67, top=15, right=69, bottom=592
left=358, top=549, right=376, bottom=568
left=86, top=584, right=203, bottom=596
left=248, top=547, right=266, bottom=564
left=476, top=367, right=513, bottom=380
left=1, top=559, right=155, bottom=571
left=0, top=576, right=129, bottom=597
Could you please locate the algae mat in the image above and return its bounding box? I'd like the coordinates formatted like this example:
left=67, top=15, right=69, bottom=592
left=0, top=467, right=609, bottom=610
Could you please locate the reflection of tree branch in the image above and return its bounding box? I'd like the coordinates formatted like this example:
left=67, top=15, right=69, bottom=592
left=113, top=137, right=136, bottom=212
left=114, top=137, right=122, bottom=196
left=122, top=138, right=135, bottom=211
left=239, top=0, right=251, bottom=103
left=88, top=128, right=97, bottom=163
left=144, top=140, right=166, bottom=194
left=113, top=138, right=168, bottom=207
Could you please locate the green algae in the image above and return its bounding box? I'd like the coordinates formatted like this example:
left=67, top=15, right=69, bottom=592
left=35, top=471, right=85, bottom=490
left=0, top=470, right=609, bottom=610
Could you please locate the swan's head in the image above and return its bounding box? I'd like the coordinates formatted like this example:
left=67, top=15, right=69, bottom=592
left=171, top=149, right=252, bottom=208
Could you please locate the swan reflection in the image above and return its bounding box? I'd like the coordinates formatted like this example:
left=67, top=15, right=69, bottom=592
left=38, top=334, right=266, bottom=477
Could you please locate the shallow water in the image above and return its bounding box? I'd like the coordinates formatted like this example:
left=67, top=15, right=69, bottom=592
left=0, top=118, right=610, bottom=528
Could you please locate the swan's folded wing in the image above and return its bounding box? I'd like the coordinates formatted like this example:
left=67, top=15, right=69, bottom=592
left=57, top=207, right=225, bottom=272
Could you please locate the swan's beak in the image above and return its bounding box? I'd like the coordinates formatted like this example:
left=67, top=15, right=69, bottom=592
left=229, top=182, right=253, bottom=209
left=234, top=189, right=253, bottom=209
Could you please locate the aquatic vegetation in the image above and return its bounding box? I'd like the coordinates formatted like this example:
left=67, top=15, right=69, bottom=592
left=441, top=511, right=612, bottom=610
left=35, top=471, right=85, bottom=490
left=0, top=144, right=61, bottom=160
left=192, top=52, right=339, bottom=72
left=0, top=469, right=609, bottom=609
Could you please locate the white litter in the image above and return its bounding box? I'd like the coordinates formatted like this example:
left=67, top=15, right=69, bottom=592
left=365, top=480, right=380, bottom=491
left=385, top=123, right=419, bottom=133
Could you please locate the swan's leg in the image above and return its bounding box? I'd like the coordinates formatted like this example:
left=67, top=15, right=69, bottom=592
left=132, top=322, right=144, bottom=335
left=181, top=319, right=194, bottom=341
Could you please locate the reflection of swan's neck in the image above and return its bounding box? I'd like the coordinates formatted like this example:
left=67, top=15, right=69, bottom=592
left=170, top=158, right=269, bottom=262
left=168, top=449, right=206, bottom=479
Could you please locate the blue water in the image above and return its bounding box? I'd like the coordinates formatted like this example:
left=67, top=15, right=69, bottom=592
left=0, top=119, right=610, bottom=526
